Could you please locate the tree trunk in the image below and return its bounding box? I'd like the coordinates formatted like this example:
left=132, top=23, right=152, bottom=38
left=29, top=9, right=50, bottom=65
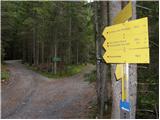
left=68, top=11, right=72, bottom=64
left=108, top=1, right=122, bottom=119
left=28, top=37, right=32, bottom=65
left=100, top=0, right=112, bottom=100
left=33, top=26, right=36, bottom=65
left=54, top=43, right=57, bottom=74
left=100, top=1, right=111, bottom=118
left=94, top=1, right=110, bottom=118
left=41, top=41, right=44, bottom=64
left=110, top=1, right=137, bottom=118
left=22, top=38, right=26, bottom=63
left=94, top=2, right=101, bottom=117
left=76, top=43, right=79, bottom=64
left=53, top=28, right=57, bottom=74
left=36, top=39, right=39, bottom=65
left=129, top=1, right=137, bottom=118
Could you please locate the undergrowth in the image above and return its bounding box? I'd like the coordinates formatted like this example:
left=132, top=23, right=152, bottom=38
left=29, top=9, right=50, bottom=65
left=84, top=69, right=96, bottom=83
left=1, top=64, right=10, bottom=81
left=26, top=64, right=85, bottom=78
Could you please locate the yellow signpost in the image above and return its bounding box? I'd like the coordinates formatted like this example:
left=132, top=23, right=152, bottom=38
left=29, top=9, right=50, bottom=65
left=103, top=17, right=149, bottom=63
left=102, top=2, right=150, bottom=118
left=103, top=48, right=149, bottom=63
left=111, top=2, right=133, bottom=85
left=111, top=1, right=133, bottom=83
left=113, top=1, right=132, bottom=25
left=115, top=64, right=123, bottom=80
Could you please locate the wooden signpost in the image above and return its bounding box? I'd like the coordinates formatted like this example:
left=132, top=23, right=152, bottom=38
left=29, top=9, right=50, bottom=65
left=102, top=2, right=150, bottom=119
left=52, top=57, right=62, bottom=62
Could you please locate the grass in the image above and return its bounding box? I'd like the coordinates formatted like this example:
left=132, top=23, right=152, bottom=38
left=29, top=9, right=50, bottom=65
left=26, top=64, right=85, bottom=79
left=1, top=64, right=10, bottom=81
left=65, top=64, right=84, bottom=76
left=84, top=69, right=96, bottom=83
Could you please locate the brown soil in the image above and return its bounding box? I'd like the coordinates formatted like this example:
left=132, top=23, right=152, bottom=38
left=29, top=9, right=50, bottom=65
left=1, top=60, right=96, bottom=119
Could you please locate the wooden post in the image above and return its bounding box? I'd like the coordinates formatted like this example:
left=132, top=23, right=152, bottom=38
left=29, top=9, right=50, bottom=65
left=129, top=1, right=137, bottom=118
left=94, top=1, right=111, bottom=118
left=109, top=1, right=122, bottom=119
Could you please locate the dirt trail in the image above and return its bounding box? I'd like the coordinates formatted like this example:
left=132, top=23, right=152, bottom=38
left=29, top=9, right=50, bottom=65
left=1, top=60, right=96, bottom=119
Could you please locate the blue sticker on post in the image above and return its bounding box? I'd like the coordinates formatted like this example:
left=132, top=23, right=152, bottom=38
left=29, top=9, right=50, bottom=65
left=120, top=100, right=131, bottom=112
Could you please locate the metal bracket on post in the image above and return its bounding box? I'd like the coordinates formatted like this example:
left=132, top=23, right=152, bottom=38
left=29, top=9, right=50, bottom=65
left=96, top=57, right=105, bottom=64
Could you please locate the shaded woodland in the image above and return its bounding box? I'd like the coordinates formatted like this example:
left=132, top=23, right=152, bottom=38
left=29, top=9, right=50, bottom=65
left=1, top=1, right=95, bottom=75
left=1, top=1, right=159, bottom=119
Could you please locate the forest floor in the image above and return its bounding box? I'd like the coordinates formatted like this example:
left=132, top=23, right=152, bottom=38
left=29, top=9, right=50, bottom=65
left=1, top=60, right=96, bottom=119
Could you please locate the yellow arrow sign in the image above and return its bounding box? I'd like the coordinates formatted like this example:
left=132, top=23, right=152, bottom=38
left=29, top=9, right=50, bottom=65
left=115, top=64, right=123, bottom=80
left=112, top=2, right=133, bottom=82
left=126, top=48, right=150, bottom=63
left=103, top=17, right=149, bottom=50
left=103, top=48, right=149, bottom=63
left=113, top=1, right=132, bottom=25
left=103, top=49, right=125, bottom=63
left=102, top=17, right=149, bottom=63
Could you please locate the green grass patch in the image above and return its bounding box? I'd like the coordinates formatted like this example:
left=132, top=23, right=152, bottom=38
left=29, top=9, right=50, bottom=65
left=26, top=64, right=85, bottom=79
left=1, top=64, right=10, bottom=80
left=1, top=71, right=10, bottom=80
left=84, top=70, right=96, bottom=83
left=65, top=64, right=84, bottom=76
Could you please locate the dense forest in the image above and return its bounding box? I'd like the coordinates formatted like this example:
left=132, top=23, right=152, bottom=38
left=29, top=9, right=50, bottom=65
left=136, top=2, right=159, bottom=118
left=1, top=1, right=95, bottom=75
left=1, top=1, right=159, bottom=119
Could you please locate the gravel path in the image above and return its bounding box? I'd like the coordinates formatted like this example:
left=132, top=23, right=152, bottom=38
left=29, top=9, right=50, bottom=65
left=1, top=60, right=96, bottom=119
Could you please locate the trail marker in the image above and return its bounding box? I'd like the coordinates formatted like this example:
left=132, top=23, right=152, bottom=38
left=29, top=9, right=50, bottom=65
left=115, top=64, right=123, bottom=80
left=113, top=1, right=132, bottom=24
left=102, top=1, right=150, bottom=119
left=52, top=57, right=62, bottom=62
left=103, top=17, right=149, bottom=63
left=112, top=1, right=132, bottom=84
